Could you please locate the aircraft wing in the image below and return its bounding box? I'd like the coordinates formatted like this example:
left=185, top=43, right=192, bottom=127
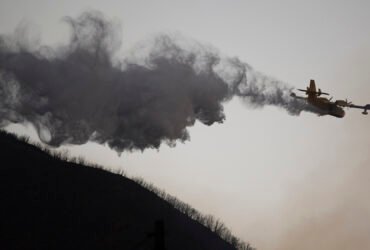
left=348, top=104, right=370, bottom=115
left=349, top=104, right=370, bottom=109
left=290, top=92, right=307, bottom=100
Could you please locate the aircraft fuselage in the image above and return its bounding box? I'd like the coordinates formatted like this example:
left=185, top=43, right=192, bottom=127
left=307, top=96, right=345, bottom=118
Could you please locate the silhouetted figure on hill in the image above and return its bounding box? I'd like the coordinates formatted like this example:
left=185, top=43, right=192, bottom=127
left=147, top=220, right=165, bottom=250
left=153, top=220, right=165, bottom=250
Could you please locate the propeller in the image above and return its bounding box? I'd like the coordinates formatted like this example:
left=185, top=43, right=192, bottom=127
left=335, top=99, right=352, bottom=108
left=341, top=99, right=352, bottom=107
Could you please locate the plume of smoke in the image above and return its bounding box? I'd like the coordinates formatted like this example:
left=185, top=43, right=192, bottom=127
left=0, top=11, right=315, bottom=153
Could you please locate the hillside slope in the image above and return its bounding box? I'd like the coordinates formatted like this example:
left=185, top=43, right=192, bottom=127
left=0, top=131, right=244, bottom=250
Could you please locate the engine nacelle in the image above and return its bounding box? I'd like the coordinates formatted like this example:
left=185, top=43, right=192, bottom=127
left=335, top=100, right=345, bottom=106
left=362, top=110, right=368, bottom=115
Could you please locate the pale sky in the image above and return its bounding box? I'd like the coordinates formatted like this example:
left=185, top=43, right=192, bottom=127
left=2, top=1, right=370, bottom=249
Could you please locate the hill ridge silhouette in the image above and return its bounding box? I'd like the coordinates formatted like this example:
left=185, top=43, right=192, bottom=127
left=0, top=130, right=254, bottom=250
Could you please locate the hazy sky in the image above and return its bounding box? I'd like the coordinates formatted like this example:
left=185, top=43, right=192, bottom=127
left=2, top=1, right=370, bottom=249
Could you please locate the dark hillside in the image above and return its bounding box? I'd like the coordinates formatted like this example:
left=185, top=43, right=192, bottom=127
left=0, top=131, right=249, bottom=250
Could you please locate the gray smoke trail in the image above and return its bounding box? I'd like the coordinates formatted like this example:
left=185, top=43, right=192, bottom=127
left=0, top=11, right=315, bottom=153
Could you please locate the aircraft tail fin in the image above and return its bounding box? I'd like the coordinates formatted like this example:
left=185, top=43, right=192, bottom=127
left=309, top=79, right=316, bottom=92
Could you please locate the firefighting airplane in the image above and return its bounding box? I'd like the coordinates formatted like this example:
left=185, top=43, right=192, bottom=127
left=290, top=79, right=370, bottom=118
